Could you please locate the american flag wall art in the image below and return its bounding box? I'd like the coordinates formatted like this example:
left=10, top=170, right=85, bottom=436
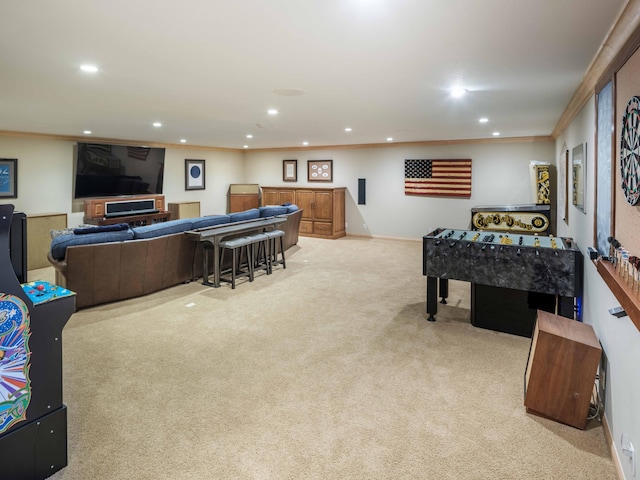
left=404, top=159, right=472, bottom=198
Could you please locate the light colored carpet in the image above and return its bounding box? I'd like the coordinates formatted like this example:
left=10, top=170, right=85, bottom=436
left=45, top=236, right=615, bottom=480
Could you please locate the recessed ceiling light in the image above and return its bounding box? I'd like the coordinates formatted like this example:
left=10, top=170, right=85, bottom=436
left=492, top=132, right=500, bottom=136
left=153, top=122, right=162, bottom=127
left=246, top=134, right=253, bottom=139
left=345, top=127, right=352, bottom=132
left=303, top=141, right=309, bottom=146
left=180, top=139, right=187, bottom=143
left=451, top=87, right=467, bottom=98
left=83, top=130, right=92, bottom=135
left=243, top=145, right=249, bottom=148
left=479, top=118, right=489, bottom=123
left=387, top=137, right=393, bottom=142
left=80, top=64, right=98, bottom=73
left=267, top=109, right=278, bottom=115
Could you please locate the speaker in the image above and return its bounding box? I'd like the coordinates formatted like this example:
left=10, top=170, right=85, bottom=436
left=358, top=178, right=366, bottom=205
left=105, top=199, right=157, bottom=217
left=9, top=211, right=27, bottom=283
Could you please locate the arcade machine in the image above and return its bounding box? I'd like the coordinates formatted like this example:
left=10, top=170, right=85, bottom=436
left=0, top=204, right=75, bottom=479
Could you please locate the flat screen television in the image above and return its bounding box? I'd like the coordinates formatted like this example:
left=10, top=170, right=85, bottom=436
left=74, top=143, right=165, bottom=198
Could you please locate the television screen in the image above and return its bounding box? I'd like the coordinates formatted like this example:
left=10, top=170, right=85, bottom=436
left=74, top=143, right=165, bottom=198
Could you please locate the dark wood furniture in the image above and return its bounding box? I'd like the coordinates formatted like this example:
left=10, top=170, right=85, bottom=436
left=262, top=186, right=345, bottom=239
left=524, top=310, right=601, bottom=429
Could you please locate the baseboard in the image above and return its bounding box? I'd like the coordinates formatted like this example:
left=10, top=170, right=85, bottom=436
left=603, top=413, right=625, bottom=480
left=346, top=233, right=421, bottom=242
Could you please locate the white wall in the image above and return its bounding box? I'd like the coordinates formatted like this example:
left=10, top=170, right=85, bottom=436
left=555, top=100, right=640, bottom=480
left=0, top=136, right=245, bottom=225
left=245, top=141, right=555, bottom=239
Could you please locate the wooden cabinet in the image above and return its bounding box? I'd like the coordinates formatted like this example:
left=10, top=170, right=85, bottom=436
left=262, top=187, right=345, bottom=239
left=27, top=212, right=67, bottom=270
left=524, top=310, right=601, bottom=429
left=83, top=195, right=169, bottom=227
left=83, top=194, right=165, bottom=219
left=262, top=187, right=296, bottom=206
left=168, top=201, right=200, bottom=219
left=228, top=184, right=260, bottom=213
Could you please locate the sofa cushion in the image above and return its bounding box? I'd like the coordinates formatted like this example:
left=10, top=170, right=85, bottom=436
left=132, top=218, right=194, bottom=239
left=259, top=206, right=289, bottom=217
left=74, top=223, right=130, bottom=235
left=51, top=229, right=135, bottom=260
left=191, top=215, right=231, bottom=230
left=228, top=208, right=260, bottom=222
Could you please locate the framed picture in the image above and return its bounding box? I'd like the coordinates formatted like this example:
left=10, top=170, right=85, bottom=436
left=185, top=159, right=205, bottom=190
left=283, top=159, right=297, bottom=182
left=308, top=160, right=333, bottom=182
left=572, top=143, right=586, bottom=213
left=0, top=159, right=17, bottom=199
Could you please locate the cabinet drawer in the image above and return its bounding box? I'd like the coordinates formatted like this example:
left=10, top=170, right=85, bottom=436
left=299, top=220, right=314, bottom=235
left=314, top=222, right=334, bottom=236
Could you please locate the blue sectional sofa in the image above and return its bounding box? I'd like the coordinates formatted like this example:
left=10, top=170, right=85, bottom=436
left=48, top=206, right=302, bottom=309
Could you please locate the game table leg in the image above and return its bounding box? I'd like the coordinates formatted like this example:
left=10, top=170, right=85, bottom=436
left=426, top=276, right=438, bottom=321
left=439, top=278, right=448, bottom=304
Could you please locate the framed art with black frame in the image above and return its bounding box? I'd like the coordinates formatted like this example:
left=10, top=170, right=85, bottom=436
left=283, top=159, right=297, bottom=182
left=0, top=159, right=17, bottom=199
left=308, top=160, right=333, bottom=182
left=185, top=159, right=205, bottom=190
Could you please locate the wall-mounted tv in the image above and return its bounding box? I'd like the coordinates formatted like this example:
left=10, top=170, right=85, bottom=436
left=74, top=143, right=165, bottom=198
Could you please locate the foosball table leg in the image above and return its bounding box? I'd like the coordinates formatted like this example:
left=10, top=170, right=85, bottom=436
left=439, top=278, right=449, bottom=304
left=426, top=276, right=438, bottom=321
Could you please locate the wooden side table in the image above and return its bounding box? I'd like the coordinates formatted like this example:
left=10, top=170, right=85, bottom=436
left=168, top=201, right=200, bottom=219
left=27, top=212, right=67, bottom=270
left=524, top=310, right=601, bottom=429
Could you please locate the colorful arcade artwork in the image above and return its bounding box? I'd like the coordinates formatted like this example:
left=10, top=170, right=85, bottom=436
left=0, top=293, right=31, bottom=434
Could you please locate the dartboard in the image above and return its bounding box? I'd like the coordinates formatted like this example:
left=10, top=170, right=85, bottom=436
left=620, top=96, right=640, bottom=205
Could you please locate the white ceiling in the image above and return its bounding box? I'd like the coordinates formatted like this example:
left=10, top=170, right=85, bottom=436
left=0, top=0, right=627, bottom=150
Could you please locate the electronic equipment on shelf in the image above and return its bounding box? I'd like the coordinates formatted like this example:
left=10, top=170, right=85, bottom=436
left=104, top=208, right=159, bottom=218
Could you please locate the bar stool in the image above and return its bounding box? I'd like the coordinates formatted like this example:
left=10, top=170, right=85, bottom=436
left=246, top=232, right=270, bottom=276
left=219, top=236, right=255, bottom=289
left=263, top=229, right=286, bottom=273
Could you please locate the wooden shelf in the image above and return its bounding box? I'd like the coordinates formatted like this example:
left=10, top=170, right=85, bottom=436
left=84, top=211, right=171, bottom=226
left=595, top=258, right=640, bottom=332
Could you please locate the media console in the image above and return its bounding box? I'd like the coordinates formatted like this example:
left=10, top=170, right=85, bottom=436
left=83, top=194, right=171, bottom=226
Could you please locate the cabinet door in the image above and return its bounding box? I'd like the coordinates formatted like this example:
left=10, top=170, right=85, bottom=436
left=262, top=189, right=279, bottom=206
left=296, top=191, right=315, bottom=220
left=314, top=191, right=334, bottom=221
left=279, top=190, right=296, bottom=205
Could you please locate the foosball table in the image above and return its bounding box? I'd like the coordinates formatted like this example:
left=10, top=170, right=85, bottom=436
left=423, top=228, right=583, bottom=334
